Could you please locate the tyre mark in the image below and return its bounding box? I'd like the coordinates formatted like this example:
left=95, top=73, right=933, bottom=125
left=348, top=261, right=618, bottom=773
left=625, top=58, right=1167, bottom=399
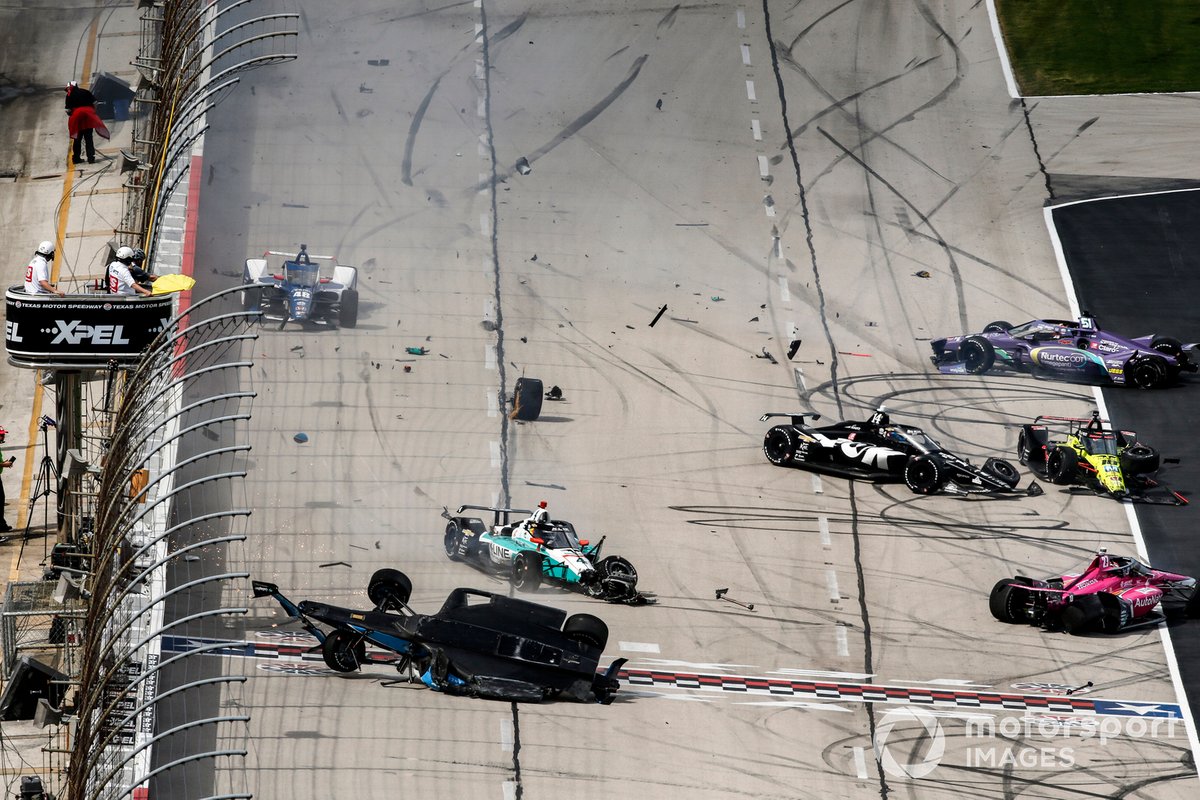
left=479, top=54, right=649, bottom=187
left=401, top=74, right=444, bottom=187
left=657, top=4, right=681, bottom=32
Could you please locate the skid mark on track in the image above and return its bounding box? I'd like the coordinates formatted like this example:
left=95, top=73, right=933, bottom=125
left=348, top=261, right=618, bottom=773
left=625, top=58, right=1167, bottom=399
left=401, top=74, right=444, bottom=187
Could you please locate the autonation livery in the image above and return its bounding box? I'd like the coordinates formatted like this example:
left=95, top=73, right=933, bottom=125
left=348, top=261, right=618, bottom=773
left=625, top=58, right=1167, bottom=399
left=930, top=314, right=1196, bottom=389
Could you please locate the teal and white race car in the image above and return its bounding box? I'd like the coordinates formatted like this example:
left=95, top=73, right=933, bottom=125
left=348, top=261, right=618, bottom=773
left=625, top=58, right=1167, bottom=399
left=442, top=504, right=652, bottom=605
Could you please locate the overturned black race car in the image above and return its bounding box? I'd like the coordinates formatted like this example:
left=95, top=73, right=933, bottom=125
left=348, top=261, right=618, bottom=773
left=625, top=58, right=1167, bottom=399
left=253, top=569, right=625, bottom=704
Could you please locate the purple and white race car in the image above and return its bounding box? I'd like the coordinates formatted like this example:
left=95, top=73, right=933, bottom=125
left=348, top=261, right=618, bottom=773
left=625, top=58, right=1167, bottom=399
left=930, top=313, right=1196, bottom=389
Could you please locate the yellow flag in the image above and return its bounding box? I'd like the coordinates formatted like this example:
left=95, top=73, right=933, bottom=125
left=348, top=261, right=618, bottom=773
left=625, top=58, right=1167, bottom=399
left=151, top=274, right=197, bottom=294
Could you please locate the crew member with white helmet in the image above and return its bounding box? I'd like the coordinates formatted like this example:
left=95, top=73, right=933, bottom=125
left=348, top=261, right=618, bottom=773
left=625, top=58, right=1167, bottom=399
left=106, top=246, right=153, bottom=296
left=24, top=241, right=64, bottom=296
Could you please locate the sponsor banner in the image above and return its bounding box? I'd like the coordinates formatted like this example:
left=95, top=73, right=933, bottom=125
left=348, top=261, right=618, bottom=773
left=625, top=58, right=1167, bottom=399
left=5, top=289, right=174, bottom=363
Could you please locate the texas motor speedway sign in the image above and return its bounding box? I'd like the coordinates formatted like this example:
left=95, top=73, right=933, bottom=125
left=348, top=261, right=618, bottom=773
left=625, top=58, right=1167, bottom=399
left=5, top=289, right=175, bottom=365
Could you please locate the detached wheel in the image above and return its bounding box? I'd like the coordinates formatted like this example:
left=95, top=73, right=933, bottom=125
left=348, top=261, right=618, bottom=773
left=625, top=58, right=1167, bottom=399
left=563, top=613, right=609, bottom=650
left=1120, top=444, right=1160, bottom=474
left=961, top=336, right=995, bottom=374
left=763, top=426, right=798, bottom=466
left=989, top=579, right=1027, bottom=623
left=367, top=568, right=412, bottom=611
left=338, top=289, right=359, bottom=328
left=904, top=456, right=945, bottom=495
left=444, top=523, right=463, bottom=561
left=983, top=458, right=1020, bottom=488
left=511, top=377, right=544, bottom=421
left=1128, top=356, right=1168, bottom=389
left=983, top=320, right=1013, bottom=334
left=322, top=630, right=366, bottom=672
left=511, top=551, right=543, bottom=592
left=1047, top=447, right=1078, bottom=484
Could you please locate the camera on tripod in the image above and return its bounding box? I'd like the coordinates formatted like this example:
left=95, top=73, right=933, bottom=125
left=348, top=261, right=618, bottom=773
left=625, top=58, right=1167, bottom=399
left=38, top=415, right=57, bottom=431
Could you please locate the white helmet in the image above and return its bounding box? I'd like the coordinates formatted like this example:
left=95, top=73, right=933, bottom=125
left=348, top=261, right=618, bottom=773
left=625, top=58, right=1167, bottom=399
left=36, top=241, right=55, bottom=257
left=116, top=246, right=135, bottom=262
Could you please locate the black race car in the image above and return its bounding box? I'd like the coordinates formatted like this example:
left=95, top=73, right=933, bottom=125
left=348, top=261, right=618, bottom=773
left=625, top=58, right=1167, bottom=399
left=761, top=409, right=1034, bottom=496
left=253, top=570, right=626, bottom=704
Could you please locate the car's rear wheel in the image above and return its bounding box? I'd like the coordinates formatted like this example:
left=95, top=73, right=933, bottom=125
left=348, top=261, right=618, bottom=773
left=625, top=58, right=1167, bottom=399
left=983, top=320, right=1013, bottom=334
left=443, top=523, right=463, bottom=561
left=1047, top=446, right=1077, bottom=484
left=367, top=568, right=412, bottom=611
left=1120, top=443, right=1160, bottom=474
left=983, top=458, right=1020, bottom=488
left=989, top=579, right=1028, bottom=623
left=511, top=552, right=543, bottom=592
left=338, top=288, right=359, bottom=328
left=961, top=336, right=995, bottom=374
left=1061, top=595, right=1104, bottom=635
left=563, top=613, right=609, bottom=650
left=1128, top=356, right=1168, bottom=389
left=904, top=456, right=945, bottom=494
left=322, top=630, right=366, bottom=672
left=1150, top=336, right=1184, bottom=359
left=763, top=426, right=798, bottom=466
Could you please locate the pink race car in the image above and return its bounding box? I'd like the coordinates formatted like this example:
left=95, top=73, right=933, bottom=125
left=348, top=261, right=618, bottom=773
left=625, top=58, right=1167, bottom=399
left=990, top=550, right=1200, bottom=634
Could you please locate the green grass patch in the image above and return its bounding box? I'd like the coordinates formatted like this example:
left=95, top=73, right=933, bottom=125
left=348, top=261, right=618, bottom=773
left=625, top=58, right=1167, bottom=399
left=996, top=0, right=1200, bottom=95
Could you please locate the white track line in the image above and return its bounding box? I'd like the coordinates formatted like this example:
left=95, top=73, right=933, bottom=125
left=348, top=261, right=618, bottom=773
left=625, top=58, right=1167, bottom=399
left=737, top=8, right=745, bottom=29
left=745, top=80, right=756, bottom=102
left=818, top=515, right=831, bottom=548
left=983, top=0, right=1019, bottom=98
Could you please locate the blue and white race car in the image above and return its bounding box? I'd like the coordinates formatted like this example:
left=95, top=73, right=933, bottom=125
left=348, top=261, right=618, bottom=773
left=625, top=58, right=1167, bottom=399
left=442, top=504, right=652, bottom=605
left=241, top=244, right=359, bottom=328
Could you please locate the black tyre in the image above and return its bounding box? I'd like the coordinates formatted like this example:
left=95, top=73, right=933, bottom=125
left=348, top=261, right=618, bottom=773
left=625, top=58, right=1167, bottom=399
left=322, top=630, right=366, bottom=672
left=989, top=579, right=1028, bottom=623
left=338, top=289, right=359, bottom=328
left=1047, top=446, right=1078, bottom=484
left=443, top=523, right=463, bottom=561
left=763, top=426, right=798, bottom=466
left=983, top=320, right=1013, bottom=334
left=1017, top=426, right=1048, bottom=466
left=1128, top=356, right=1168, bottom=389
left=563, top=613, right=609, bottom=650
left=960, top=336, right=995, bottom=374
left=511, top=377, right=544, bottom=421
left=511, top=551, right=543, bottom=592
left=1120, top=443, right=1160, bottom=474
left=1185, top=590, right=1200, bottom=620
left=1060, top=595, right=1104, bottom=635
left=982, top=457, right=1020, bottom=488
left=367, top=568, right=412, bottom=611
left=904, top=456, right=945, bottom=495
left=1150, top=336, right=1184, bottom=359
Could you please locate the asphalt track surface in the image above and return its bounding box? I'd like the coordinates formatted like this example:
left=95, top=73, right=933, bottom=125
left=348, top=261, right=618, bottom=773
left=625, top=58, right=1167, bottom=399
left=149, top=2, right=1200, bottom=798
left=1053, top=189, right=1200, bottom=721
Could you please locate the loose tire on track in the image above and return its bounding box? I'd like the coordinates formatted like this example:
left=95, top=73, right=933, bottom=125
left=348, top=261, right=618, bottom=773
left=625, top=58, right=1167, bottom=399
left=511, top=377, right=544, bottom=421
left=904, top=456, right=945, bottom=494
left=563, top=613, right=609, bottom=650
left=961, top=336, right=995, bottom=374
left=763, top=426, right=799, bottom=466
left=989, top=579, right=1028, bottom=623
left=367, top=568, right=412, bottom=611
left=982, top=458, right=1020, bottom=488
left=1047, top=447, right=1078, bottom=484
left=322, top=630, right=367, bottom=672
left=511, top=551, right=543, bottom=592
left=1120, top=444, right=1160, bottom=475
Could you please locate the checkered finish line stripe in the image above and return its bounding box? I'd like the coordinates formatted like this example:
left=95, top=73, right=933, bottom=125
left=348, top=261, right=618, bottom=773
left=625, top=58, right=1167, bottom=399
left=162, top=636, right=1180, bottom=718
left=618, top=669, right=1182, bottom=718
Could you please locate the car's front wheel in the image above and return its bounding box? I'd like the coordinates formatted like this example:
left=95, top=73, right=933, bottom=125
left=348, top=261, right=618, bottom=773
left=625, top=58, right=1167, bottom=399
left=960, top=336, right=996, bottom=374
left=1120, top=444, right=1160, bottom=474
left=322, top=630, right=366, bottom=672
left=563, top=613, right=609, bottom=650
left=1128, top=356, right=1168, bottom=389
left=1047, top=447, right=1078, bottom=484
left=443, top=523, right=463, bottom=561
left=983, top=320, right=1013, bottom=334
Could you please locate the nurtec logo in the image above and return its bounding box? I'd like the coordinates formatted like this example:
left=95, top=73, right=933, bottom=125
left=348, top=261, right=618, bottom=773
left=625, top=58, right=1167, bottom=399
left=873, top=707, right=945, bottom=778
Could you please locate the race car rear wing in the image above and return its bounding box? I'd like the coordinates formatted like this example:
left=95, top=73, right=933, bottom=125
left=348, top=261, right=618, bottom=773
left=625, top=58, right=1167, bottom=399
left=1033, top=413, right=1136, bottom=440
left=452, top=504, right=535, bottom=526
left=760, top=412, right=821, bottom=425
